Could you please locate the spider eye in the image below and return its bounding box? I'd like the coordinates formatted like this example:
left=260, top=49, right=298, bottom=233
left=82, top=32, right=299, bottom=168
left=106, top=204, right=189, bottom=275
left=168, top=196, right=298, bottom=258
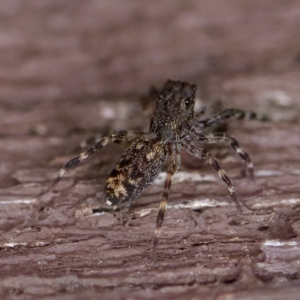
left=185, top=99, right=192, bottom=107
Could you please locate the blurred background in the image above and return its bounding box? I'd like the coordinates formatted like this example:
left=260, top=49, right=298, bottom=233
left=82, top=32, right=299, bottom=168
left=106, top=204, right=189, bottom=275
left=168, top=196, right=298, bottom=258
left=1, top=0, right=300, bottom=104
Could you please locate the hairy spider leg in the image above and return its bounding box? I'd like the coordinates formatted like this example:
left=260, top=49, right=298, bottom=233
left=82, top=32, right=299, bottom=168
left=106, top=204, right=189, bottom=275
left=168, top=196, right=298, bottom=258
left=183, top=139, right=242, bottom=212
left=197, top=108, right=268, bottom=128
left=55, top=131, right=144, bottom=184
left=207, top=154, right=242, bottom=212
left=55, top=136, right=109, bottom=183
left=154, top=146, right=181, bottom=246
left=192, top=129, right=254, bottom=179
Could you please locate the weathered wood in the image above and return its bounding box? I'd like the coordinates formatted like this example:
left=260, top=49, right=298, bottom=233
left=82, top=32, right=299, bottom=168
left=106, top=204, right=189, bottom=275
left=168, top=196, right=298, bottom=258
left=0, top=1, right=300, bottom=299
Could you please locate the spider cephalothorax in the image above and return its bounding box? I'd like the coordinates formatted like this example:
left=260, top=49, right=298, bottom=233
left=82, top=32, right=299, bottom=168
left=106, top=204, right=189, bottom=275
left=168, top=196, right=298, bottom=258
left=150, top=80, right=196, bottom=141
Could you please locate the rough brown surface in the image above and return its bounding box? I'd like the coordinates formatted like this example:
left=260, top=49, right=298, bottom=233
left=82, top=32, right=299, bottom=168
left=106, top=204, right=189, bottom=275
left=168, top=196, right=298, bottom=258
left=1, top=1, right=300, bottom=299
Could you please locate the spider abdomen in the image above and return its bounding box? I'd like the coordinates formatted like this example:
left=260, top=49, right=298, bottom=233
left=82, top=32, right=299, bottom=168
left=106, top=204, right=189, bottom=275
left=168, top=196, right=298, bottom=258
left=105, top=135, right=167, bottom=206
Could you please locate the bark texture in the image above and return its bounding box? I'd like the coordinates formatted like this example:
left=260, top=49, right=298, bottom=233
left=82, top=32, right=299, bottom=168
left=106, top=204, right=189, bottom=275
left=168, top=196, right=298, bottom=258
left=0, top=1, right=300, bottom=299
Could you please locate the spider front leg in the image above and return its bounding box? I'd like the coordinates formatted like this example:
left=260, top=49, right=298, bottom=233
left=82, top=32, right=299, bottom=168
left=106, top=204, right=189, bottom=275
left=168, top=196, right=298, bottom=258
left=154, top=145, right=181, bottom=246
left=192, top=129, right=254, bottom=179
left=55, top=130, right=144, bottom=184
left=184, top=139, right=243, bottom=212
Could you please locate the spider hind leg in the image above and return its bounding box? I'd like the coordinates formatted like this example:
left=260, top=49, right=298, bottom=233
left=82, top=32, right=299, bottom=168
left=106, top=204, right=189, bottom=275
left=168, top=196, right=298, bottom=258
left=55, top=136, right=110, bottom=184
left=54, top=130, right=145, bottom=185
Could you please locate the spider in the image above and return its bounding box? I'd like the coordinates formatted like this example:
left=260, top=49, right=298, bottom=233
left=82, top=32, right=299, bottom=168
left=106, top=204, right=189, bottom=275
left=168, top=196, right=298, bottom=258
left=56, top=80, right=259, bottom=243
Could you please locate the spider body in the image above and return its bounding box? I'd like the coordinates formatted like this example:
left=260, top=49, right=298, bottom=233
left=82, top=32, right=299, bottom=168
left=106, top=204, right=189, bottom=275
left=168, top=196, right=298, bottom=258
left=106, top=81, right=196, bottom=206
left=57, top=79, right=258, bottom=242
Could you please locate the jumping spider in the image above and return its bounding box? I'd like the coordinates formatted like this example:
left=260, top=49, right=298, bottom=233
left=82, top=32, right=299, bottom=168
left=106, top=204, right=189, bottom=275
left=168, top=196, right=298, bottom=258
left=56, top=80, right=260, bottom=243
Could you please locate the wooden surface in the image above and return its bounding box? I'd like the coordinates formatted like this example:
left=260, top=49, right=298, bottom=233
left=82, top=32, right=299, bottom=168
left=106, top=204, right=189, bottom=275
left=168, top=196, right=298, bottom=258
left=0, top=1, right=300, bottom=299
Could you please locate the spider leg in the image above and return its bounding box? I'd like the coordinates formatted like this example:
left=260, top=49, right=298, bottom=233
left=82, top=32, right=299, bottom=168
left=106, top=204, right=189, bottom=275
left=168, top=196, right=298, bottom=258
left=55, top=130, right=144, bottom=184
left=154, top=145, right=181, bottom=246
left=191, top=129, right=254, bottom=179
left=55, top=136, right=110, bottom=184
left=110, top=130, right=145, bottom=146
left=197, top=108, right=268, bottom=128
left=208, top=153, right=242, bottom=212
left=183, top=139, right=242, bottom=212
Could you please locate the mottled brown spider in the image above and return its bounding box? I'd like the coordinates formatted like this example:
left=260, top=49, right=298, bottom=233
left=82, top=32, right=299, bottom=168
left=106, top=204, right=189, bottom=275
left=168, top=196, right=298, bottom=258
left=56, top=80, right=260, bottom=244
